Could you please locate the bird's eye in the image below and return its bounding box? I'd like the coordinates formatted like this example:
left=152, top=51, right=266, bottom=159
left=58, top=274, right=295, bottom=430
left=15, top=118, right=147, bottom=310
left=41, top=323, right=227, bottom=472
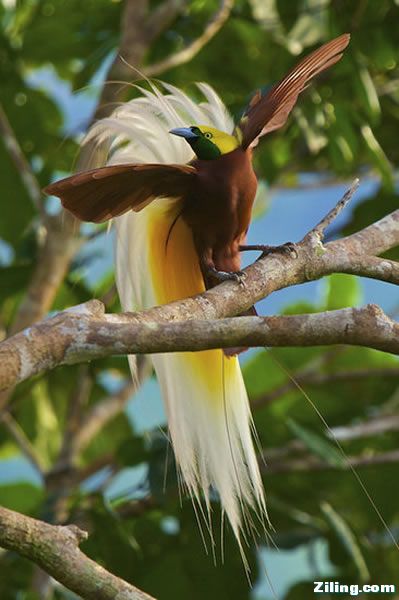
left=204, top=132, right=213, bottom=139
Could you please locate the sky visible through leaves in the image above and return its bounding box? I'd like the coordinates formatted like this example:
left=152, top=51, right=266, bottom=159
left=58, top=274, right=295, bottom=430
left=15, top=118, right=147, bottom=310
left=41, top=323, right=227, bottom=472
left=1, top=1, right=399, bottom=598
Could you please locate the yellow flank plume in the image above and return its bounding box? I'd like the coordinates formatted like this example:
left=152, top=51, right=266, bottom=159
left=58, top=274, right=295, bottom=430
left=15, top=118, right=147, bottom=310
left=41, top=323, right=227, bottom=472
left=109, top=83, right=267, bottom=548
left=146, top=199, right=238, bottom=397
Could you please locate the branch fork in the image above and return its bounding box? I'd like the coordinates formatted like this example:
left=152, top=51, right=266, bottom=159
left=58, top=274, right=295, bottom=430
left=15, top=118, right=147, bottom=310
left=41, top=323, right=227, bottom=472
left=1, top=180, right=399, bottom=393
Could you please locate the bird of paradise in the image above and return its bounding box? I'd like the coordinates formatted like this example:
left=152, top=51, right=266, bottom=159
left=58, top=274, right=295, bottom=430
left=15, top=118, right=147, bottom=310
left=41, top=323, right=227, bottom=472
left=46, top=35, right=350, bottom=554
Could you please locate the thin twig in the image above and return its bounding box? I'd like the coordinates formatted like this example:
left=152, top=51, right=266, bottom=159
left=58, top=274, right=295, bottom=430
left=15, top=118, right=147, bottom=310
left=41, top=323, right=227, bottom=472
left=330, top=414, right=399, bottom=441
left=264, top=448, right=399, bottom=474
left=1, top=413, right=45, bottom=473
left=145, top=0, right=235, bottom=76
left=265, top=414, right=399, bottom=462
left=252, top=366, right=399, bottom=409
left=72, top=380, right=135, bottom=457
left=0, top=103, right=45, bottom=218
left=56, top=365, right=93, bottom=470
left=304, top=177, right=359, bottom=243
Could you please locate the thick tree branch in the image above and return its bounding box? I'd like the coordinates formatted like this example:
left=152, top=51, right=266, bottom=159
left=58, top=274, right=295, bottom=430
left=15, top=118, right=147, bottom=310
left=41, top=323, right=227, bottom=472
left=330, top=254, right=399, bottom=284
left=1, top=182, right=399, bottom=391
left=333, top=208, right=399, bottom=257
left=114, top=206, right=399, bottom=330
left=1, top=302, right=398, bottom=392
left=145, top=0, right=235, bottom=76
left=0, top=506, right=155, bottom=600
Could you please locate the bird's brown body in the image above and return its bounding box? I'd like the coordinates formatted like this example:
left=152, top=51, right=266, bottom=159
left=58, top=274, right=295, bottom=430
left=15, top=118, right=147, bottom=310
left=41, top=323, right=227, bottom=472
left=45, top=34, right=350, bottom=288
left=185, top=147, right=257, bottom=278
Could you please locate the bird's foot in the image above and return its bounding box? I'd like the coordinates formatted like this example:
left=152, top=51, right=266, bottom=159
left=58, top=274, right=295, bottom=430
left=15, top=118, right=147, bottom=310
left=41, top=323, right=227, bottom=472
left=223, top=346, right=248, bottom=357
left=260, top=242, right=298, bottom=259
left=207, top=267, right=247, bottom=286
left=240, top=242, right=298, bottom=260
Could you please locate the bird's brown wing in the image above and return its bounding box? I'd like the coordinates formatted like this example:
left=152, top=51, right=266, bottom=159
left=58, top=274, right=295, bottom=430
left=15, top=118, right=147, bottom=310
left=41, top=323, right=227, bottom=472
left=237, top=34, right=350, bottom=150
left=44, top=163, right=196, bottom=223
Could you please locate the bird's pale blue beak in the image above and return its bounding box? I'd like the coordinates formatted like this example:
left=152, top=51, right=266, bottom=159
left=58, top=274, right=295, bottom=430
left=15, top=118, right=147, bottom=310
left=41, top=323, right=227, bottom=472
left=169, top=127, right=198, bottom=140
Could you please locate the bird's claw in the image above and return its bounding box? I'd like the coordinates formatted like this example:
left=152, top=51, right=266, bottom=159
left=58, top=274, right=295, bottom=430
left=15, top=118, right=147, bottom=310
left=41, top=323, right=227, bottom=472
left=208, top=268, right=247, bottom=285
left=234, top=271, right=247, bottom=287
left=259, top=242, right=298, bottom=260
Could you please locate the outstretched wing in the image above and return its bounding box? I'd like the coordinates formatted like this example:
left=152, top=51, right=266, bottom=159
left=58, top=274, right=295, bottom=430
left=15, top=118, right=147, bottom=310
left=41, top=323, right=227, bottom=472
left=237, top=34, right=350, bottom=149
left=44, top=163, right=196, bottom=223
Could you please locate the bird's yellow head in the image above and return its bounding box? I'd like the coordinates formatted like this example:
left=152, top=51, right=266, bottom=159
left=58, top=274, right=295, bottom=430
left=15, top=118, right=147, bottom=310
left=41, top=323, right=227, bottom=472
left=170, top=125, right=239, bottom=160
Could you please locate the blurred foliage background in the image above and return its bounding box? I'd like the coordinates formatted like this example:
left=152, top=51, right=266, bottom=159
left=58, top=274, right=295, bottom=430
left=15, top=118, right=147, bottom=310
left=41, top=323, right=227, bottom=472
left=1, top=0, right=399, bottom=598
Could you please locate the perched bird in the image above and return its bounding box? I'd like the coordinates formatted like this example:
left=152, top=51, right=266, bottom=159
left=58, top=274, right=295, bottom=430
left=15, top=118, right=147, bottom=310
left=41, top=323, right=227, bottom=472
left=45, top=34, right=350, bottom=549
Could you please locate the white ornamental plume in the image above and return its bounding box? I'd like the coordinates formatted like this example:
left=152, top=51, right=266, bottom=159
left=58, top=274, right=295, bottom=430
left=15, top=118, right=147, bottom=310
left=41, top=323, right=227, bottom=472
left=81, top=82, right=268, bottom=551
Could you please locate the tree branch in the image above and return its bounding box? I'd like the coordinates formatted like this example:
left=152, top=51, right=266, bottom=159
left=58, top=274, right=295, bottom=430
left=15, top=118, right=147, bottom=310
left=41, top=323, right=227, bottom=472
left=1, top=181, right=399, bottom=390
left=7, top=0, right=188, bottom=346
left=252, top=366, right=399, bottom=408
left=332, top=208, right=399, bottom=257
left=264, top=448, right=399, bottom=474
left=145, top=0, right=234, bottom=77
left=331, top=254, right=399, bottom=284
left=1, top=413, right=45, bottom=473
left=145, top=0, right=187, bottom=42
left=55, top=365, right=93, bottom=471
left=0, top=103, right=45, bottom=218
left=1, top=185, right=398, bottom=391
left=330, top=414, right=399, bottom=441
left=72, top=379, right=135, bottom=457
left=91, top=0, right=186, bottom=122
left=0, top=506, right=155, bottom=600
left=1, top=302, right=398, bottom=392
left=304, top=178, right=359, bottom=243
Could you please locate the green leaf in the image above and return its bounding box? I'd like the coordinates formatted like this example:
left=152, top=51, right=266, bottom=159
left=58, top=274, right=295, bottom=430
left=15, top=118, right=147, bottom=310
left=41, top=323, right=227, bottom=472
left=361, top=124, right=394, bottom=190
left=354, top=67, right=381, bottom=122
left=0, top=264, right=32, bottom=303
left=147, top=431, right=179, bottom=501
left=115, top=435, right=148, bottom=469
left=81, top=412, right=133, bottom=466
left=0, top=441, right=19, bottom=460
left=244, top=349, right=287, bottom=399
left=324, top=274, right=361, bottom=310
left=321, top=501, right=370, bottom=582
left=275, top=0, right=301, bottom=31
left=0, top=483, right=43, bottom=514
left=82, top=496, right=141, bottom=583
left=287, top=418, right=344, bottom=468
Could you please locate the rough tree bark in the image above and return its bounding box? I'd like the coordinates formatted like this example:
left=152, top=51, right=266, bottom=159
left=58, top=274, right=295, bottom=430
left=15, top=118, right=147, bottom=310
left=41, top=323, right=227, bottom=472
left=1, top=181, right=398, bottom=392
left=0, top=506, right=155, bottom=600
